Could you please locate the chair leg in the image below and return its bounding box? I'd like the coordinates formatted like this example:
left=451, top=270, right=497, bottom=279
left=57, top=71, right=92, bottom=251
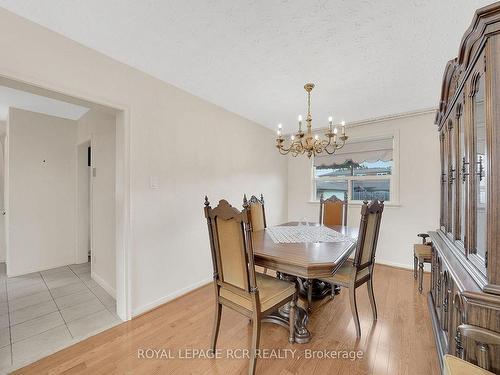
left=349, top=287, right=361, bottom=338
left=418, top=261, right=424, bottom=293
left=288, top=297, right=296, bottom=343
left=330, top=283, right=335, bottom=299
left=249, top=314, right=261, bottom=375
left=307, top=280, right=313, bottom=312
left=210, top=302, right=222, bottom=352
left=367, top=278, right=377, bottom=321
left=413, top=256, right=418, bottom=279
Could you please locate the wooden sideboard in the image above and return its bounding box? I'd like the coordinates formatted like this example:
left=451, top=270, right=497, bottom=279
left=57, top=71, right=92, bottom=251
left=430, top=2, right=500, bottom=373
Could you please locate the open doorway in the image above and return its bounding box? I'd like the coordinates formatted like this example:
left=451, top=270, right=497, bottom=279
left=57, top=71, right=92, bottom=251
left=0, top=77, right=128, bottom=371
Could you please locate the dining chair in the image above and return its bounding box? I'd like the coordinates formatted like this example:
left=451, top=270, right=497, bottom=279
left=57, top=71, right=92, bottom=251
left=244, top=194, right=268, bottom=274
left=319, top=192, right=348, bottom=227
left=308, top=192, right=348, bottom=309
left=413, top=233, right=432, bottom=293
left=245, top=194, right=267, bottom=231
left=443, top=324, right=500, bottom=374
left=204, top=197, right=297, bottom=375
left=318, top=199, right=384, bottom=338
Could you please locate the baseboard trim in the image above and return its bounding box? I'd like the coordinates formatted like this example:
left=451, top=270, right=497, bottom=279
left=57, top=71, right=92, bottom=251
left=130, top=260, right=427, bottom=318
left=7, top=260, right=76, bottom=278
left=91, top=271, right=116, bottom=298
left=376, top=259, right=431, bottom=273
left=375, top=259, right=413, bottom=270
left=132, top=277, right=212, bottom=318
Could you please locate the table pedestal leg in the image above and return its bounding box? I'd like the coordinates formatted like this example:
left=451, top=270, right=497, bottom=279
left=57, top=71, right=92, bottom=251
left=262, top=272, right=311, bottom=343
left=298, top=278, right=340, bottom=300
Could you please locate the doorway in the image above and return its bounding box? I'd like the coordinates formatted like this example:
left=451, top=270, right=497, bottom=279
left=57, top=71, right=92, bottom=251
left=77, top=141, right=91, bottom=264
left=0, top=74, right=130, bottom=323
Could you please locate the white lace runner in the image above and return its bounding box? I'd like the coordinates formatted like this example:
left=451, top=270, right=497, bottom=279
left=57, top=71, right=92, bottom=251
left=266, top=225, right=354, bottom=244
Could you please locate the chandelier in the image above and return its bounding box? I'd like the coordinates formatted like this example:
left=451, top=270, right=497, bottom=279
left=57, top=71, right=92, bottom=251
left=275, top=83, right=348, bottom=157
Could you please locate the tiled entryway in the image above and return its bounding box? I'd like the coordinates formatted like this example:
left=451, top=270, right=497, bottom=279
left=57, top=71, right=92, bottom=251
left=0, top=262, right=121, bottom=372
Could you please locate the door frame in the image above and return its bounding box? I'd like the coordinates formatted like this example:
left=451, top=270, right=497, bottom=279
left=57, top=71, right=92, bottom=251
left=75, top=139, right=92, bottom=265
left=0, top=72, right=132, bottom=321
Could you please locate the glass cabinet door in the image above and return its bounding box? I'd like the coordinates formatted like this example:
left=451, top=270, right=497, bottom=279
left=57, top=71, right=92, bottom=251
left=472, top=72, right=487, bottom=264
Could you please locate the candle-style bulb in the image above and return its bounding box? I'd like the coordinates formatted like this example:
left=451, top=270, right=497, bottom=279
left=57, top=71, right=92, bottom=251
left=328, top=116, right=333, bottom=123
left=291, top=135, right=295, bottom=141
left=333, top=128, right=338, bottom=134
left=314, top=134, right=319, bottom=140
left=341, top=120, right=345, bottom=126
left=278, top=123, right=282, bottom=129
left=298, top=115, right=302, bottom=122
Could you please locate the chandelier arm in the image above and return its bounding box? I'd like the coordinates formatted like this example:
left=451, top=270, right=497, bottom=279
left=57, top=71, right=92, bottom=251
left=323, top=146, right=338, bottom=155
left=334, top=139, right=347, bottom=151
left=278, top=148, right=290, bottom=155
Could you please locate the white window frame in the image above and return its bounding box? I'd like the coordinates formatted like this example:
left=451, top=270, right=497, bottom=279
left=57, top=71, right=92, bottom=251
left=310, top=130, right=400, bottom=206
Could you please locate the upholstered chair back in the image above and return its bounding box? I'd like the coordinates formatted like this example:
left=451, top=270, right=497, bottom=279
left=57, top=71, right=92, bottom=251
left=353, top=200, right=384, bottom=273
left=246, top=194, right=267, bottom=231
left=204, top=198, right=256, bottom=293
left=319, top=192, right=348, bottom=226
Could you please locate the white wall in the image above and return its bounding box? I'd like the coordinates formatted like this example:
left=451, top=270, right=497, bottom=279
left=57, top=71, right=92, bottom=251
left=0, top=9, right=288, bottom=315
left=7, top=108, right=77, bottom=276
left=0, top=121, right=6, bottom=262
left=78, top=109, right=116, bottom=296
left=287, top=112, right=440, bottom=269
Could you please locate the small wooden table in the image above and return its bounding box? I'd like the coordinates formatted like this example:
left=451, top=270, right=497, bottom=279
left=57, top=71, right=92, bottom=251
left=252, top=222, right=358, bottom=343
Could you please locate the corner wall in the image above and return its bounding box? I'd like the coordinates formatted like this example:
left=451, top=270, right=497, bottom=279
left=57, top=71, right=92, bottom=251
left=77, top=109, right=116, bottom=296
left=287, top=112, right=440, bottom=269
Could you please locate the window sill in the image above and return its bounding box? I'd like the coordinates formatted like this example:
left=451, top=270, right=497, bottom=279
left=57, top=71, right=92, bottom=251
left=307, top=200, right=401, bottom=208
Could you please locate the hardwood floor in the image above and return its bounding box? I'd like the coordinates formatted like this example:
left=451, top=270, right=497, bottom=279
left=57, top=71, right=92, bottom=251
left=12, top=265, right=439, bottom=374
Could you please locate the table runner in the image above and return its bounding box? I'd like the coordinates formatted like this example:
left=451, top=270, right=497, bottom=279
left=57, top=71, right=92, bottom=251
left=266, top=225, right=354, bottom=244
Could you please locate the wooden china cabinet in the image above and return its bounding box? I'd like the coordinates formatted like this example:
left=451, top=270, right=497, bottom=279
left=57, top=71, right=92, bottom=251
left=430, top=2, right=500, bottom=372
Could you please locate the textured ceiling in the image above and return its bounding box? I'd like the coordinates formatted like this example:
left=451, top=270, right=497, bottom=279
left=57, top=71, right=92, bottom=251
left=0, top=0, right=493, bottom=132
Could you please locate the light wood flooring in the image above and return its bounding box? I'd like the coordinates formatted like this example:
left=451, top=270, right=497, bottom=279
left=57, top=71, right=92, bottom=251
left=12, top=265, right=439, bottom=374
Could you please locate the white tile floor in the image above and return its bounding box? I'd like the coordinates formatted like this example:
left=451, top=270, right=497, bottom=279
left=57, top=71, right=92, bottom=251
left=0, top=262, right=121, bottom=373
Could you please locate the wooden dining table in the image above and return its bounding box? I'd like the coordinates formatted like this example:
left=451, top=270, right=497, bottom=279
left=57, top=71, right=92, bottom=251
left=251, top=222, right=359, bottom=343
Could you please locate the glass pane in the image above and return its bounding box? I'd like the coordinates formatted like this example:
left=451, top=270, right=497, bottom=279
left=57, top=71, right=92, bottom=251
left=449, top=122, right=456, bottom=235
left=440, top=133, right=445, bottom=228
left=442, top=131, right=449, bottom=230
left=315, top=180, right=347, bottom=200
left=473, top=75, right=487, bottom=261
left=458, top=112, right=466, bottom=243
left=315, top=160, right=392, bottom=178
left=351, top=179, right=390, bottom=201
left=353, top=160, right=392, bottom=176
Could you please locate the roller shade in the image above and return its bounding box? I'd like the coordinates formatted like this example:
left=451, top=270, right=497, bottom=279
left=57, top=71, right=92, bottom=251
left=314, top=137, right=393, bottom=168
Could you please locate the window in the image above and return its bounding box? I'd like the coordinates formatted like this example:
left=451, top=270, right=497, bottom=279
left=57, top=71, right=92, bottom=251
left=313, top=136, right=395, bottom=203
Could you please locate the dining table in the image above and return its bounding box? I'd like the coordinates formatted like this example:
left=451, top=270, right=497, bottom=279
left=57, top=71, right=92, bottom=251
left=251, top=222, right=359, bottom=343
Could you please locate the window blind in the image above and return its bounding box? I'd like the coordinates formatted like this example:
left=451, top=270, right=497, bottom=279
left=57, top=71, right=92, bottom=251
left=314, top=137, right=393, bottom=168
